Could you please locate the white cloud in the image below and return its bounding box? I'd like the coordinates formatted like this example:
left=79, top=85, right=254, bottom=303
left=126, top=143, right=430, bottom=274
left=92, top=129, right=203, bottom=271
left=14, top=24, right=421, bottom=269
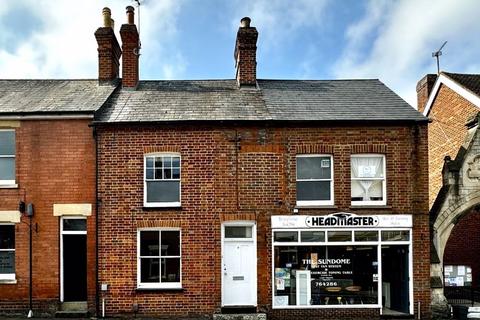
left=333, top=0, right=480, bottom=107
left=231, top=0, right=329, bottom=49
left=0, top=0, right=184, bottom=79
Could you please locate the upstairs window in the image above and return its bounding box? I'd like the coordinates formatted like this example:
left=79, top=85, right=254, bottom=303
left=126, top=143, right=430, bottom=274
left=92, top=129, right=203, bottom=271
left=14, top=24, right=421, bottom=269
left=0, top=130, right=15, bottom=185
left=296, top=155, right=333, bottom=206
left=0, top=224, right=15, bottom=281
left=351, top=154, right=386, bottom=205
left=144, top=154, right=181, bottom=207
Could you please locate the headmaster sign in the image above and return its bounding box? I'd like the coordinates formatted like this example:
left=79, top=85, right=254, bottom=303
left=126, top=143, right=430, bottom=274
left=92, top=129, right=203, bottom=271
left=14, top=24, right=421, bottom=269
left=271, top=212, right=412, bottom=229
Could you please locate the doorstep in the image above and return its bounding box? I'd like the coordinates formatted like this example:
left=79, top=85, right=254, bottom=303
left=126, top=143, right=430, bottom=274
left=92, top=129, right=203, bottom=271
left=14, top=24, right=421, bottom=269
left=213, top=313, right=267, bottom=320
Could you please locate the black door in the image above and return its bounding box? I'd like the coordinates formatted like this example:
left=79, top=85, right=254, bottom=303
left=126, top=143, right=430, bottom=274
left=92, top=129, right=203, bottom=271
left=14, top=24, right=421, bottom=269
left=63, top=234, right=87, bottom=301
left=382, top=245, right=409, bottom=314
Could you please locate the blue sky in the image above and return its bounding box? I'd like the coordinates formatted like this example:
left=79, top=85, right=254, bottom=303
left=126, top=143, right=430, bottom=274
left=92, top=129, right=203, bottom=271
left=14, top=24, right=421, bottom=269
left=0, top=0, right=478, bottom=107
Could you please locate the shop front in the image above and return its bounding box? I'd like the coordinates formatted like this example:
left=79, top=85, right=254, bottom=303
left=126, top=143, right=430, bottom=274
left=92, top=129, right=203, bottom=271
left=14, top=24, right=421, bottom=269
left=271, top=213, right=413, bottom=316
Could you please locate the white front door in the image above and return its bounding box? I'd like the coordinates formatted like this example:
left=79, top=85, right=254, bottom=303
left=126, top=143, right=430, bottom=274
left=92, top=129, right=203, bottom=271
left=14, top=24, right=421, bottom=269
left=222, top=223, right=257, bottom=307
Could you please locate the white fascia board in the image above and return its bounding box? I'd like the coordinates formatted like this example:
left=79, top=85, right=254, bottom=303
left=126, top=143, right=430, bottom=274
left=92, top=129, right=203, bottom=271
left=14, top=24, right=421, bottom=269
left=423, top=74, right=480, bottom=116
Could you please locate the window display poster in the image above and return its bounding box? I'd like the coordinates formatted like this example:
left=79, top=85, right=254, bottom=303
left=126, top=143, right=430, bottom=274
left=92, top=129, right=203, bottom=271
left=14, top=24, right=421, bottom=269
left=276, top=278, right=285, bottom=290
left=444, top=265, right=472, bottom=287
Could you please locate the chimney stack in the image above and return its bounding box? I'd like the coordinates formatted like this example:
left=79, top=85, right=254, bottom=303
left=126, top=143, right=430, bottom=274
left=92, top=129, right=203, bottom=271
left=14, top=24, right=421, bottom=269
left=416, top=74, right=438, bottom=113
left=234, top=17, right=258, bottom=87
left=94, top=7, right=121, bottom=84
left=120, top=6, right=140, bottom=89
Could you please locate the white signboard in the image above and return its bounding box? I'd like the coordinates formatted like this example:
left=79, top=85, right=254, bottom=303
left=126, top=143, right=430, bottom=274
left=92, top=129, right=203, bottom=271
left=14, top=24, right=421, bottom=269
left=271, top=213, right=412, bottom=229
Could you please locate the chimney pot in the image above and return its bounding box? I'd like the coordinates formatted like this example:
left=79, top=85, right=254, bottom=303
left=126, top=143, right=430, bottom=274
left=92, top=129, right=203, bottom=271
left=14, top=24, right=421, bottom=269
left=126, top=6, right=135, bottom=25
left=102, top=7, right=112, bottom=28
left=240, top=17, right=251, bottom=28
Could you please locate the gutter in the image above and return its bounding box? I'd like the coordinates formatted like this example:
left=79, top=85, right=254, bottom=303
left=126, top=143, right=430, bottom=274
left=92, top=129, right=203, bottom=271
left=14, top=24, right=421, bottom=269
left=0, top=114, right=94, bottom=120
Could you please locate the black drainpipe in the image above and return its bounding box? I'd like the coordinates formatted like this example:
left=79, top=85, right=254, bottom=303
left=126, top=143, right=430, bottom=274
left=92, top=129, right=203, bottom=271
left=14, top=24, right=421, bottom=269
left=93, top=126, right=100, bottom=317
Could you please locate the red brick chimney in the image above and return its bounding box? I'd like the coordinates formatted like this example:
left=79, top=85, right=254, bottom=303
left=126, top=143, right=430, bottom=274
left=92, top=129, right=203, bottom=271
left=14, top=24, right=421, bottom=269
left=120, top=6, right=140, bottom=89
left=94, top=7, right=121, bottom=84
left=234, top=17, right=258, bottom=87
left=416, top=74, right=437, bottom=113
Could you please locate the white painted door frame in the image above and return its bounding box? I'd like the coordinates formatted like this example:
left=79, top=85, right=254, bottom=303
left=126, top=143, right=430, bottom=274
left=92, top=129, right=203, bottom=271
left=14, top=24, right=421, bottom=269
left=221, top=220, right=257, bottom=307
left=60, top=216, right=87, bottom=302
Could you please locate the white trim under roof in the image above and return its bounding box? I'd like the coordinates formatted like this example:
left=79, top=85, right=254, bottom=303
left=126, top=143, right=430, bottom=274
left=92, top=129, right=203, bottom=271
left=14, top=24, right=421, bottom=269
left=423, top=73, right=480, bottom=116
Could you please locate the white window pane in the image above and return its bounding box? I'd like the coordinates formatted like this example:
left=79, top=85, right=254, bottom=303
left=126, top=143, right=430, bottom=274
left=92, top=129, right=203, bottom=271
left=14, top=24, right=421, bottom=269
left=297, top=181, right=331, bottom=201
left=0, top=158, right=15, bottom=181
left=146, top=181, right=180, bottom=203
left=154, top=169, right=162, bottom=180
left=0, top=251, right=15, bottom=274
left=297, top=157, right=331, bottom=180
left=164, top=168, right=172, bottom=179
left=0, top=131, right=15, bottom=155
left=351, top=156, right=384, bottom=178
left=351, top=180, right=383, bottom=201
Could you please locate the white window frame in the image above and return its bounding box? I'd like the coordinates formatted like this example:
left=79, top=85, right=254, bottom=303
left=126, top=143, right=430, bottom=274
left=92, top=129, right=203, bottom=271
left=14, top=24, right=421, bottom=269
left=0, top=223, right=16, bottom=282
left=0, top=129, right=16, bottom=186
left=144, top=153, right=181, bottom=207
left=351, top=154, right=386, bottom=206
left=137, top=228, right=182, bottom=289
left=296, top=154, right=334, bottom=207
left=271, top=228, right=413, bottom=313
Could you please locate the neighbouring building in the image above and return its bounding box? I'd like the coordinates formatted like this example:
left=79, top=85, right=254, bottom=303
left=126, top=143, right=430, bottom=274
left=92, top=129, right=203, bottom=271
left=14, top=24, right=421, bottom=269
left=0, top=8, right=120, bottom=316
left=93, top=8, right=430, bottom=320
left=418, top=72, right=480, bottom=317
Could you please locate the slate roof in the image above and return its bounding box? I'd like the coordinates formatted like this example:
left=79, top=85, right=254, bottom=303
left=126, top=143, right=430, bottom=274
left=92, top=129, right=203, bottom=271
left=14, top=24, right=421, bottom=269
left=443, top=72, right=480, bottom=97
left=97, top=79, right=427, bottom=123
left=0, top=80, right=116, bottom=114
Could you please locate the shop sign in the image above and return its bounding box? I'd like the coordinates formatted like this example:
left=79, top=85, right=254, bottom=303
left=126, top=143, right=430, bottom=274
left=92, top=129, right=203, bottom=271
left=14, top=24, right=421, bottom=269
left=272, top=213, right=412, bottom=229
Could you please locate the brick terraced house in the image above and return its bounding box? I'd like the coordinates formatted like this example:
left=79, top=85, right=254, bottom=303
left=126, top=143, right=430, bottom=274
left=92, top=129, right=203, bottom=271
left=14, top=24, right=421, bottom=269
left=0, top=80, right=116, bottom=316
left=0, top=6, right=431, bottom=320
left=92, top=8, right=430, bottom=320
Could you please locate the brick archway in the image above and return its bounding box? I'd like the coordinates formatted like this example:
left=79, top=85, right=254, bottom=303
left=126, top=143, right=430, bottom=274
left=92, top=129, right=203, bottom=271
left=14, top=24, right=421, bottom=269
left=432, top=190, right=480, bottom=264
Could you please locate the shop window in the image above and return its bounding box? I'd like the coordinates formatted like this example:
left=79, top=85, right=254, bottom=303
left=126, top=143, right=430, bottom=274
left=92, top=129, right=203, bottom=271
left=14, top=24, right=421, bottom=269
left=138, top=229, right=181, bottom=289
left=351, top=154, right=386, bottom=205
left=0, top=130, right=15, bottom=185
left=0, top=224, right=15, bottom=280
left=355, top=231, right=378, bottom=242
left=275, top=231, right=298, bottom=242
left=296, top=155, right=333, bottom=206
left=381, top=230, right=409, bottom=241
left=272, top=228, right=411, bottom=309
left=274, top=245, right=378, bottom=306
left=144, top=154, right=181, bottom=207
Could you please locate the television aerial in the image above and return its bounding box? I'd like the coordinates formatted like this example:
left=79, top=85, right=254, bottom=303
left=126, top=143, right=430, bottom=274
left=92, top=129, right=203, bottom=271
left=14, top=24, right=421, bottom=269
left=432, top=41, right=447, bottom=74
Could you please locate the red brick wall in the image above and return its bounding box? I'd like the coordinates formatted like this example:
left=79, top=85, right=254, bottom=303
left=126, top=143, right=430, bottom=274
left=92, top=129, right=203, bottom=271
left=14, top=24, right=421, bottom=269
left=0, top=119, right=96, bottom=316
left=444, top=209, right=480, bottom=286
left=97, top=123, right=430, bottom=319
left=427, top=84, right=479, bottom=207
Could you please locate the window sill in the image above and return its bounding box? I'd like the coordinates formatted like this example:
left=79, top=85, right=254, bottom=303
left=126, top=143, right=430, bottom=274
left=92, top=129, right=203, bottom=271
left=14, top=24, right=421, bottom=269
left=143, top=205, right=182, bottom=211
left=295, top=205, right=338, bottom=209
left=136, top=287, right=184, bottom=292
left=350, top=205, right=391, bottom=209
left=0, top=279, right=17, bottom=284
left=0, top=184, right=18, bottom=189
